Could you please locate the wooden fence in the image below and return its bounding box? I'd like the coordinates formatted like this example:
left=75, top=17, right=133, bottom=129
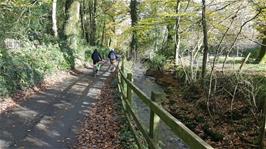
left=116, top=60, right=213, bottom=149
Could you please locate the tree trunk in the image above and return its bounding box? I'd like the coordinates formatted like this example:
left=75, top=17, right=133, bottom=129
left=163, top=24, right=175, bottom=54
left=65, top=0, right=73, bottom=14
left=52, top=0, right=58, bottom=38
left=90, top=0, right=97, bottom=46
left=62, top=0, right=74, bottom=39
left=101, top=21, right=106, bottom=46
left=63, top=1, right=81, bottom=70
left=108, top=38, right=112, bottom=47
left=80, top=0, right=86, bottom=39
left=201, top=0, right=209, bottom=80
left=129, top=0, right=138, bottom=60
left=85, top=0, right=92, bottom=43
left=256, top=32, right=266, bottom=64
left=175, top=0, right=181, bottom=65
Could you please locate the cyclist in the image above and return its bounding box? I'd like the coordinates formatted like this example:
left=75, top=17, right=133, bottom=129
left=108, top=48, right=118, bottom=72
left=91, top=49, right=102, bottom=75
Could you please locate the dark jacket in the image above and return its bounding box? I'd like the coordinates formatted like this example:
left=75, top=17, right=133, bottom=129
left=108, top=51, right=118, bottom=60
left=91, top=50, right=102, bottom=62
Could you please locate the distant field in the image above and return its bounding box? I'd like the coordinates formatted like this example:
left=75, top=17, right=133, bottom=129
left=213, top=63, right=266, bottom=76
left=179, top=56, right=266, bottom=76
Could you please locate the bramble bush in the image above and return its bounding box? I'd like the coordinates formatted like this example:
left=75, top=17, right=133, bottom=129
left=84, top=46, right=110, bottom=62
left=0, top=40, right=113, bottom=97
left=0, top=43, right=70, bottom=97
left=146, top=54, right=166, bottom=71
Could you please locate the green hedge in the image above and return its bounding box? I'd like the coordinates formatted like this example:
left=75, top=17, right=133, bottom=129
left=146, top=54, right=166, bottom=71
left=84, top=46, right=110, bottom=62
left=0, top=42, right=113, bottom=97
left=0, top=44, right=69, bottom=97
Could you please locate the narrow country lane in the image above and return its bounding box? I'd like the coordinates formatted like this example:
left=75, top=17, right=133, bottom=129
left=0, top=64, right=112, bottom=149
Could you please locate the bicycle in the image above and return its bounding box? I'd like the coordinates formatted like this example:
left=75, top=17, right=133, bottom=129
left=109, top=59, right=117, bottom=72
left=93, top=61, right=104, bottom=77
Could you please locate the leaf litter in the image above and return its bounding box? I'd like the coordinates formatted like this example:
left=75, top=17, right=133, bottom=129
left=73, top=73, right=136, bottom=149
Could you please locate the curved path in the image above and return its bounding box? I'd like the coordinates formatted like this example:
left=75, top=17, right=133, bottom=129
left=0, top=64, right=111, bottom=149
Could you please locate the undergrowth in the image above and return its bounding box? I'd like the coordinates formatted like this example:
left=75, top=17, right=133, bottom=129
left=113, top=75, right=137, bottom=149
left=158, top=67, right=266, bottom=148
left=0, top=41, right=109, bottom=97
left=0, top=43, right=68, bottom=96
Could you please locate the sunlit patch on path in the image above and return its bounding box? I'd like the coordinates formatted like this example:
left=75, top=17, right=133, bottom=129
left=0, top=65, right=111, bottom=149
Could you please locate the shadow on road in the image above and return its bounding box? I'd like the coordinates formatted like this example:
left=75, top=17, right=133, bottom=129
left=0, top=64, right=112, bottom=149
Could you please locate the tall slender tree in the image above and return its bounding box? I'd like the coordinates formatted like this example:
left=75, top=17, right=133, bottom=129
left=52, top=0, right=58, bottom=38
left=201, top=0, right=209, bottom=79
left=84, top=0, right=97, bottom=46
left=65, top=0, right=73, bottom=14
left=90, top=0, right=97, bottom=46
left=64, top=1, right=81, bottom=69
left=256, top=31, right=266, bottom=63
left=80, top=0, right=86, bottom=39
left=175, top=0, right=181, bottom=65
left=130, top=0, right=138, bottom=59
left=255, top=1, right=266, bottom=64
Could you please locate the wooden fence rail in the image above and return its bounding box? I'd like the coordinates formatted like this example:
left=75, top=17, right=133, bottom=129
left=116, top=60, right=213, bottom=149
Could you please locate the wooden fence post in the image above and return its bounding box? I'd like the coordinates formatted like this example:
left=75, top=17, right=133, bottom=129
left=149, top=91, right=161, bottom=148
left=121, top=57, right=125, bottom=91
left=127, top=73, right=133, bottom=104
left=121, top=56, right=125, bottom=74
left=259, top=100, right=266, bottom=149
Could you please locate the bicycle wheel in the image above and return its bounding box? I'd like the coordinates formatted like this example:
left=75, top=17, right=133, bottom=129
left=96, top=63, right=101, bottom=71
left=92, top=64, right=97, bottom=76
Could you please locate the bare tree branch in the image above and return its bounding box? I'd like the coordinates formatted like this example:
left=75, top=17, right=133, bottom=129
left=222, top=9, right=263, bottom=72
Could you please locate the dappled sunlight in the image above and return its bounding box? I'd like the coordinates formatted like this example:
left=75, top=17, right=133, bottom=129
left=71, top=126, right=79, bottom=134
left=0, top=0, right=265, bottom=148
left=46, top=130, right=61, bottom=138
left=53, top=101, right=73, bottom=110
left=94, top=81, right=105, bottom=88
left=38, top=91, right=58, bottom=98
left=75, top=83, right=88, bottom=87
left=0, top=66, right=109, bottom=148
left=82, top=101, right=90, bottom=105
left=36, top=116, right=54, bottom=132
left=1, top=131, right=12, bottom=138
left=12, top=106, right=38, bottom=120
left=102, top=72, right=111, bottom=77
left=81, top=102, right=96, bottom=109
left=23, top=135, right=50, bottom=147
left=36, top=100, right=49, bottom=104
left=70, top=85, right=87, bottom=96
left=81, top=109, right=93, bottom=113
left=0, top=140, right=10, bottom=149
left=87, top=88, right=101, bottom=99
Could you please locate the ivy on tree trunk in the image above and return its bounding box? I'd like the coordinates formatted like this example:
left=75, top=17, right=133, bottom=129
left=129, top=0, right=138, bottom=60
left=256, top=31, right=266, bottom=64
left=201, top=0, right=209, bottom=80
left=175, top=0, right=181, bottom=65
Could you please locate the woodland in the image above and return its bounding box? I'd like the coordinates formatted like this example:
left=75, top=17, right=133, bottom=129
left=0, top=0, right=266, bottom=148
